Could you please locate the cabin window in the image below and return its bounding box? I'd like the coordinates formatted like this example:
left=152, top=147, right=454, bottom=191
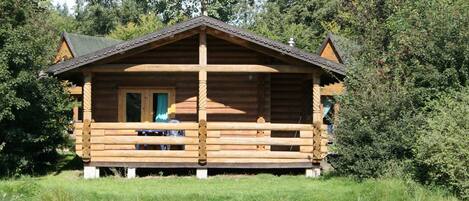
left=118, top=88, right=176, bottom=122
left=125, top=93, right=142, bottom=122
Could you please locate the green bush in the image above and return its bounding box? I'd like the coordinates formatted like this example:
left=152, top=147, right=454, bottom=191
left=415, top=88, right=469, bottom=199
left=0, top=0, right=73, bottom=177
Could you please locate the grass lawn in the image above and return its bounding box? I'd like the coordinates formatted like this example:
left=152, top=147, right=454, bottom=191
left=0, top=170, right=458, bottom=201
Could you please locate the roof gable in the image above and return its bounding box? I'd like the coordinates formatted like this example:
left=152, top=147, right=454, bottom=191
left=54, top=40, right=74, bottom=63
left=318, top=33, right=344, bottom=63
left=319, top=40, right=341, bottom=63
left=62, top=32, right=122, bottom=57
left=318, top=33, right=358, bottom=65
left=48, top=16, right=345, bottom=75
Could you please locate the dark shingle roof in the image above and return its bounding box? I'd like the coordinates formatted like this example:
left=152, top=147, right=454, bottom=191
left=62, top=32, right=122, bottom=57
left=49, top=16, right=345, bottom=75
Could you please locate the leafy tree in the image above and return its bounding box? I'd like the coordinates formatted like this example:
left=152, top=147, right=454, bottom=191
left=332, top=0, right=469, bottom=186
left=108, top=13, right=165, bottom=40
left=0, top=0, right=73, bottom=176
left=75, top=0, right=120, bottom=35
left=414, top=88, right=469, bottom=199
left=249, top=0, right=340, bottom=52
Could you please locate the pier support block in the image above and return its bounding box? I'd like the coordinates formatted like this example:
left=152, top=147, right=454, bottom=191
left=127, top=168, right=136, bottom=179
left=305, top=168, right=321, bottom=178
left=84, top=166, right=99, bottom=179
left=196, top=168, right=208, bottom=179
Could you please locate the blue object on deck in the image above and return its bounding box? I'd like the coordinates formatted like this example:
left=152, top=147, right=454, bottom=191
left=135, top=119, right=185, bottom=151
left=136, top=130, right=165, bottom=150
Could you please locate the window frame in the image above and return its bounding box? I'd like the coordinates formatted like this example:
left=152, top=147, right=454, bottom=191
left=118, top=87, right=176, bottom=122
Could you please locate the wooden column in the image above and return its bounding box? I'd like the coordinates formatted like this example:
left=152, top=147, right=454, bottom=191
left=198, top=29, right=208, bottom=165
left=312, top=73, right=321, bottom=124
left=82, top=72, right=92, bottom=162
left=83, top=73, right=92, bottom=121
left=311, top=73, right=323, bottom=160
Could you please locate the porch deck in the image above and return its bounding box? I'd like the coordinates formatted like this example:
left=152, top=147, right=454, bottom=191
left=74, top=122, right=327, bottom=169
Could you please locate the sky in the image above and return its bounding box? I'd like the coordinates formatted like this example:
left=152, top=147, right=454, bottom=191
left=52, top=0, right=76, bottom=13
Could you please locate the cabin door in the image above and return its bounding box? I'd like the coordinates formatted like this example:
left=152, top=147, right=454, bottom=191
left=118, top=88, right=175, bottom=122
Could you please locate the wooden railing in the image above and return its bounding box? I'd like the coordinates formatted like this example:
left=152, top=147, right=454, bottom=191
left=73, top=122, right=327, bottom=166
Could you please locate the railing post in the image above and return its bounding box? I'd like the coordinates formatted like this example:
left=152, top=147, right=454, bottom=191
left=82, top=119, right=91, bottom=162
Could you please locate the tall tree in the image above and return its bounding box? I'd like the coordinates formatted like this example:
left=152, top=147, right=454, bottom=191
left=249, top=0, right=340, bottom=52
left=332, top=0, right=469, bottom=182
left=0, top=0, right=73, bottom=176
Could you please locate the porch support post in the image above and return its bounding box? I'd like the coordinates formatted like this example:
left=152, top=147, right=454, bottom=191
left=197, top=28, right=208, bottom=172
left=83, top=72, right=92, bottom=121
left=312, top=73, right=321, bottom=124
left=312, top=73, right=323, bottom=161
left=82, top=72, right=92, bottom=164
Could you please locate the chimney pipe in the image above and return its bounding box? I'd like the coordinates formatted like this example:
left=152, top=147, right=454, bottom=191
left=201, top=0, right=208, bottom=16
left=288, top=38, right=295, bottom=47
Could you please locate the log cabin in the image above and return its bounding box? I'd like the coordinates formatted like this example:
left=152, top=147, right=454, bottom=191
left=48, top=16, right=346, bottom=179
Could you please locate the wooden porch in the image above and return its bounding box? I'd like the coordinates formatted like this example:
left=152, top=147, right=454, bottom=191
left=74, top=122, right=327, bottom=169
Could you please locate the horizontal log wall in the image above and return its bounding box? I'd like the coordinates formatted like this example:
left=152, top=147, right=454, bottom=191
left=207, top=35, right=285, bottom=65
left=270, top=74, right=311, bottom=151
left=92, top=73, right=260, bottom=124
left=110, top=35, right=285, bottom=65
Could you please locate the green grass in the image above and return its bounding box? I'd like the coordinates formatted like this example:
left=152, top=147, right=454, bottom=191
left=0, top=171, right=458, bottom=201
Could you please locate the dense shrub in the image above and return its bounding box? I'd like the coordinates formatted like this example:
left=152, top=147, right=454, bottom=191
left=331, top=0, right=469, bottom=182
left=415, top=88, right=469, bottom=199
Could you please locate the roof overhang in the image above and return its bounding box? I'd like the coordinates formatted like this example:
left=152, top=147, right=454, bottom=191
left=48, top=16, right=345, bottom=76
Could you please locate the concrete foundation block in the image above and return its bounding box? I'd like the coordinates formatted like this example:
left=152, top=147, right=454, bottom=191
left=84, top=166, right=99, bottom=179
left=305, top=168, right=321, bottom=178
left=127, top=168, right=136, bottom=179
left=196, top=168, right=208, bottom=179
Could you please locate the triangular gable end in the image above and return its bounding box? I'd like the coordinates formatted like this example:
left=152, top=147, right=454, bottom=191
left=110, top=33, right=290, bottom=66
left=320, top=40, right=341, bottom=63
left=54, top=35, right=75, bottom=64
left=317, top=35, right=343, bottom=64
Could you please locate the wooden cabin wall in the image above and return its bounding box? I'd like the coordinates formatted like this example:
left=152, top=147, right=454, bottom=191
left=270, top=73, right=311, bottom=151
left=92, top=73, right=197, bottom=122
left=110, top=35, right=285, bottom=65
left=110, top=35, right=199, bottom=64
left=271, top=74, right=311, bottom=124
left=207, top=35, right=285, bottom=65
left=92, top=73, right=261, bottom=123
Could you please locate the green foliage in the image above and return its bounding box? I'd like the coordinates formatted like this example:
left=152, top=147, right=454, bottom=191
left=72, top=0, right=251, bottom=36
left=332, top=0, right=469, bottom=198
left=75, top=0, right=120, bottom=35
left=108, top=13, right=165, bottom=40
left=249, top=0, right=340, bottom=52
left=415, top=88, right=469, bottom=199
left=0, top=0, right=72, bottom=177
